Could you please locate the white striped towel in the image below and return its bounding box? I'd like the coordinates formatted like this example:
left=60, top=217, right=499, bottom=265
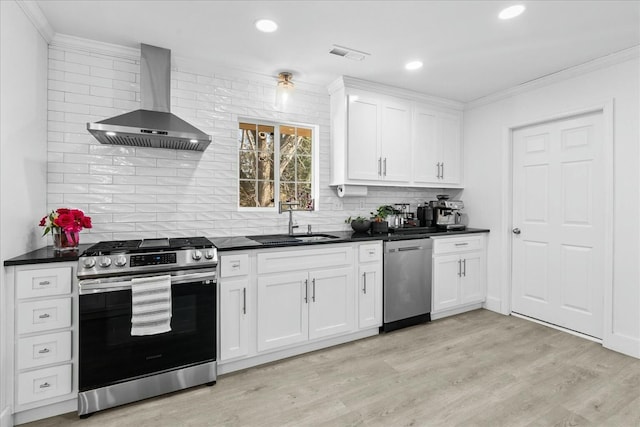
left=130, top=275, right=172, bottom=336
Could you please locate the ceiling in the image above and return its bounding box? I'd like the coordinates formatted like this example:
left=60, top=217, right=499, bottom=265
left=36, top=0, right=640, bottom=103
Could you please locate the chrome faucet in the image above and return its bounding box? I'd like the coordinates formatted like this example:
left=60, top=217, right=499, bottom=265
left=279, top=201, right=301, bottom=236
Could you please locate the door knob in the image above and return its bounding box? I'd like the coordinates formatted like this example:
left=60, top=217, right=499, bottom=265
left=512, top=228, right=521, bottom=235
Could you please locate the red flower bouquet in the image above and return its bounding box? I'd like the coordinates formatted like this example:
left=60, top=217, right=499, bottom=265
left=40, top=208, right=92, bottom=251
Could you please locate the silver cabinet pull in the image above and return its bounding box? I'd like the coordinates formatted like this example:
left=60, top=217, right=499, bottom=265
left=463, top=259, right=467, bottom=277
left=38, top=313, right=50, bottom=319
left=304, top=279, right=308, bottom=303
left=312, top=278, right=316, bottom=302
left=39, top=382, right=50, bottom=389
left=455, top=242, right=469, bottom=246
left=242, top=288, right=246, bottom=314
left=436, top=162, right=441, bottom=178
left=441, top=162, right=445, bottom=179
left=458, top=259, right=462, bottom=277
left=39, top=280, right=51, bottom=286
left=512, top=228, right=521, bottom=235
left=38, top=348, right=50, bottom=354
left=378, top=158, right=382, bottom=176
left=383, top=158, right=387, bottom=176
left=362, top=272, right=367, bottom=294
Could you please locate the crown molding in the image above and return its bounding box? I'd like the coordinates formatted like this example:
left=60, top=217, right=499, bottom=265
left=16, top=0, right=54, bottom=43
left=50, top=34, right=140, bottom=60
left=465, top=45, right=640, bottom=110
left=328, top=76, right=465, bottom=110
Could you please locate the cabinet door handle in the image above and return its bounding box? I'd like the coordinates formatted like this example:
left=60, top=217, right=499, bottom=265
left=304, top=279, right=308, bottom=303
left=242, top=287, right=246, bottom=314
left=441, top=162, right=445, bottom=179
left=39, top=382, right=50, bottom=389
left=362, top=272, right=367, bottom=294
left=436, top=162, right=441, bottom=179
left=383, top=158, right=387, bottom=176
left=457, top=259, right=462, bottom=277
left=38, top=348, right=50, bottom=354
left=463, top=259, right=467, bottom=277
left=378, top=158, right=382, bottom=176
left=312, top=278, right=316, bottom=302
left=39, top=280, right=51, bottom=286
left=455, top=242, right=469, bottom=246
left=38, top=313, right=50, bottom=319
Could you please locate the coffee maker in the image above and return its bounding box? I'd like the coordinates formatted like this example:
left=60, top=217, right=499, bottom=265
left=430, top=195, right=466, bottom=230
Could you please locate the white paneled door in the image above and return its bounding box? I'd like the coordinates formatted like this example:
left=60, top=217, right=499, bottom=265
left=511, top=111, right=604, bottom=338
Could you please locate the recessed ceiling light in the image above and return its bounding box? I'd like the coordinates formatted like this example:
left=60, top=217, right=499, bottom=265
left=405, top=61, right=423, bottom=71
left=499, top=5, right=526, bottom=20
left=255, top=19, right=278, bottom=33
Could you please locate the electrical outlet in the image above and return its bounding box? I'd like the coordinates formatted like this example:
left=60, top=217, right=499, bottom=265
left=333, top=200, right=343, bottom=210
left=359, top=200, right=365, bottom=209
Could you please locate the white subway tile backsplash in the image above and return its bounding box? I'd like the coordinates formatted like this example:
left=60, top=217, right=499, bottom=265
left=47, top=41, right=440, bottom=239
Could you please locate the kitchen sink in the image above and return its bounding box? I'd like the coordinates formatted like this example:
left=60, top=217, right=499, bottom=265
left=247, top=234, right=340, bottom=245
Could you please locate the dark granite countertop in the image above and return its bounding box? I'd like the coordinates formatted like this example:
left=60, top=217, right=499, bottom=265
left=209, top=228, right=490, bottom=251
left=3, top=228, right=490, bottom=266
left=3, top=244, right=92, bottom=267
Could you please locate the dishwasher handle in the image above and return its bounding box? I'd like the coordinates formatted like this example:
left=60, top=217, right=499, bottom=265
left=397, top=246, right=425, bottom=252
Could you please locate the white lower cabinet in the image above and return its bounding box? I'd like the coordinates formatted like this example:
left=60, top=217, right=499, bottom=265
left=432, top=234, right=487, bottom=318
left=357, top=242, right=383, bottom=329
left=257, top=267, right=355, bottom=352
left=219, top=276, right=250, bottom=361
left=218, top=242, right=382, bottom=373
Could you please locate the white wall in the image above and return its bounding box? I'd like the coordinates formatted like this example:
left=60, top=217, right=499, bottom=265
left=0, top=0, right=49, bottom=422
left=45, top=37, right=445, bottom=244
left=463, top=55, right=640, bottom=358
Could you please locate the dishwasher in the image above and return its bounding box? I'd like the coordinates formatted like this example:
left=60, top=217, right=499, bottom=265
left=382, top=238, right=432, bottom=332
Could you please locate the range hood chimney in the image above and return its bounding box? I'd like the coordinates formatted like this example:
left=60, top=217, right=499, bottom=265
left=87, top=44, right=211, bottom=151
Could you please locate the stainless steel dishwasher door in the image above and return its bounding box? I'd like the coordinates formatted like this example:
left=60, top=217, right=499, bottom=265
left=383, top=238, right=432, bottom=328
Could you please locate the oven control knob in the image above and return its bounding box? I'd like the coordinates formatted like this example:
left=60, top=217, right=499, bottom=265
left=98, top=256, right=112, bottom=268
left=83, top=258, right=96, bottom=269
left=204, top=249, right=215, bottom=260
left=192, top=250, right=202, bottom=261
left=114, top=255, right=127, bottom=267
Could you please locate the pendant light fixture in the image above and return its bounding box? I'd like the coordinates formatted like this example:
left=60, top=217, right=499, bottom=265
left=275, top=72, right=294, bottom=111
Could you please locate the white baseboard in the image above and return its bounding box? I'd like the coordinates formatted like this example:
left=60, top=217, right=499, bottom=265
left=218, top=328, right=379, bottom=375
left=13, top=399, right=76, bottom=425
left=0, top=406, right=12, bottom=427
left=483, top=296, right=505, bottom=314
left=604, top=332, right=640, bottom=359
left=431, top=303, right=484, bottom=320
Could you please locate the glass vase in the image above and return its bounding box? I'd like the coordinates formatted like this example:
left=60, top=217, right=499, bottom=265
left=53, top=228, right=79, bottom=252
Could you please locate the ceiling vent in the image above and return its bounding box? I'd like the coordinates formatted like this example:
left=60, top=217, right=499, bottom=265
left=329, top=44, right=370, bottom=61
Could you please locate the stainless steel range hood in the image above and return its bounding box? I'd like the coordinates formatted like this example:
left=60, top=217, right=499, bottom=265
left=87, top=44, right=211, bottom=151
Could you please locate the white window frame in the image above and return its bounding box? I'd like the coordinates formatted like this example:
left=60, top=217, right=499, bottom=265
left=237, top=117, right=319, bottom=212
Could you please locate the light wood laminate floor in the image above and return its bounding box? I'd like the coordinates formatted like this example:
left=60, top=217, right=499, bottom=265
left=25, top=309, right=640, bottom=427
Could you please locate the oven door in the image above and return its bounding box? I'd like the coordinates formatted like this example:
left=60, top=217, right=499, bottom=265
left=78, top=270, right=216, bottom=392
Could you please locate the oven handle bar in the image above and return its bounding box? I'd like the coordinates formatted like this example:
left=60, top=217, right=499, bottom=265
left=79, top=270, right=216, bottom=294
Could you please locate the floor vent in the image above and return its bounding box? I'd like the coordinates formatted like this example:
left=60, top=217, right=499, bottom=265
left=329, top=44, right=370, bottom=61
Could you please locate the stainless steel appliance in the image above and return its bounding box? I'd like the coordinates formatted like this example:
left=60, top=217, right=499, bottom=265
left=87, top=44, right=212, bottom=151
left=77, top=237, right=217, bottom=417
left=431, top=198, right=466, bottom=230
left=382, top=238, right=433, bottom=332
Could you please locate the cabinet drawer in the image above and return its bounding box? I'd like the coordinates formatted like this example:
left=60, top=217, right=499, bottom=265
left=359, top=243, right=381, bottom=262
left=433, top=235, right=484, bottom=255
left=220, top=254, right=250, bottom=278
left=16, top=267, right=72, bottom=299
left=17, top=364, right=72, bottom=405
left=257, top=246, right=353, bottom=274
left=17, top=298, right=72, bottom=335
left=17, top=331, right=72, bottom=370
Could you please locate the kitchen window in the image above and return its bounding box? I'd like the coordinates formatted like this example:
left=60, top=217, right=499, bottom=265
left=238, top=121, right=316, bottom=209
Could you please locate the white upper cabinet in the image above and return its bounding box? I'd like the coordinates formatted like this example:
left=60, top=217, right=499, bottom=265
left=329, top=76, right=463, bottom=189
left=345, top=92, right=411, bottom=183
left=412, top=106, right=463, bottom=186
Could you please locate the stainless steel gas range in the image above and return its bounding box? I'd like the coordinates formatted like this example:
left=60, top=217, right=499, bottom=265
left=76, top=237, right=218, bottom=417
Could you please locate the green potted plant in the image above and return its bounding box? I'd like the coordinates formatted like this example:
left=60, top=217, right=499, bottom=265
left=370, top=205, right=394, bottom=234
left=345, top=216, right=371, bottom=233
